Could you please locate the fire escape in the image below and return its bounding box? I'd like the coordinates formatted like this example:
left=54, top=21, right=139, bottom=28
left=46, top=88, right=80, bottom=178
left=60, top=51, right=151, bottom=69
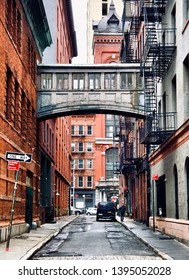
left=119, top=0, right=177, bottom=220
left=121, top=0, right=176, bottom=145
left=139, top=0, right=177, bottom=144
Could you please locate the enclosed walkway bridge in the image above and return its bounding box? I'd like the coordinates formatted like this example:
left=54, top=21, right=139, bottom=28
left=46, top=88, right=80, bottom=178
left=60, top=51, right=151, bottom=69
left=37, top=63, right=145, bottom=120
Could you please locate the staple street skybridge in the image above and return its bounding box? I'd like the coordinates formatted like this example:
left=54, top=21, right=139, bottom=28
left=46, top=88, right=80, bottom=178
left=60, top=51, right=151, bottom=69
left=37, top=63, right=145, bottom=120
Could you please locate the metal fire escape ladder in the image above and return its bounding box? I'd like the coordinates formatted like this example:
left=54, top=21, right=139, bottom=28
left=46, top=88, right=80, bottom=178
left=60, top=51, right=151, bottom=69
left=121, top=0, right=140, bottom=63
left=140, top=0, right=176, bottom=145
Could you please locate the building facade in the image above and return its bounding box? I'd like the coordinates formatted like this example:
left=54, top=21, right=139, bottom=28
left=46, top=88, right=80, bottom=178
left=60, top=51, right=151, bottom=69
left=0, top=0, right=51, bottom=241
left=87, top=0, right=123, bottom=63
left=40, top=0, right=77, bottom=221
left=120, top=0, right=189, bottom=244
left=70, top=0, right=121, bottom=207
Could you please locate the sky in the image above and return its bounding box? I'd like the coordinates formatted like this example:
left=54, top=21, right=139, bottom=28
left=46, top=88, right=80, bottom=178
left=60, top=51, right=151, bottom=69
left=72, top=0, right=88, bottom=64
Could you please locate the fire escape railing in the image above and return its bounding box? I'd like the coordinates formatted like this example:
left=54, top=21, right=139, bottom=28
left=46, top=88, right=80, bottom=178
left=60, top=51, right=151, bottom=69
left=139, top=0, right=176, bottom=145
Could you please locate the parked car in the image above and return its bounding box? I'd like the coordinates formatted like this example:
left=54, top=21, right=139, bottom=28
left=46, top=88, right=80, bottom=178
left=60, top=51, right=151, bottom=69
left=86, top=207, right=97, bottom=215
left=96, top=202, right=116, bottom=221
left=71, top=207, right=85, bottom=215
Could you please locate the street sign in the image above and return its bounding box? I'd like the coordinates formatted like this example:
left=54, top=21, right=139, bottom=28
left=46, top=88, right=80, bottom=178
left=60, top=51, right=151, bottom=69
left=8, top=160, right=20, bottom=171
left=5, top=151, right=32, bottom=162
left=152, top=174, right=159, bottom=180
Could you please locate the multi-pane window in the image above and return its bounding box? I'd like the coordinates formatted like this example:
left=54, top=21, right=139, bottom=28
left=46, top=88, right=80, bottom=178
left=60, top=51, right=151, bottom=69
left=41, top=74, right=52, bottom=89
left=71, top=125, right=75, bottom=135
left=78, top=159, right=84, bottom=169
left=105, top=148, right=119, bottom=179
left=87, top=176, right=92, bottom=188
left=87, top=143, right=92, bottom=152
left=56, top=73, right=69, bottom=89
left=86, top=159, right=93, bottom=169
left=6, top=0, right=22, bottom=53
left=88, top=73, right=101, bottom=89
left=78, top=125, right=84, bottom=135
left=72, top=73, right=84, bottom=89
left=71, top=160, right=75, bottom=169
left=106, top=125, right=114, bottom=138
left=87, top=125, right=92, bottom=135
left=5, top=66, right=12, bottom=121
left=78, top=176, right=83, bottom=187
left=105, top=115, right=119, bottom=138
left=120, top=72, right=144, bottom=90
left=78, top=142, right=84, bottom=152
left=104, top=73, right=116, bottom=89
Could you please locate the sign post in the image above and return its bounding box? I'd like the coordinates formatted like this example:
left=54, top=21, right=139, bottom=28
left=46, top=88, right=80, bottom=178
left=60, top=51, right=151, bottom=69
left=5, top=151, right=32, bottom=251
left=152, top=174, right=159, bottom=232
left=6, top=170, right=19, bottom=251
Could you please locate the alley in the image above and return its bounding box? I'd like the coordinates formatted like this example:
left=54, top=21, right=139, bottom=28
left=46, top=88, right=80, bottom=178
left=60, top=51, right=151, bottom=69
left=32, top=216, right=161, bottom=260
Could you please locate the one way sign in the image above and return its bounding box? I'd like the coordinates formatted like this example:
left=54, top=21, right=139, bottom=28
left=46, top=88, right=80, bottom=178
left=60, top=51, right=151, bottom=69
left=5, top=151, right=32, bottom=163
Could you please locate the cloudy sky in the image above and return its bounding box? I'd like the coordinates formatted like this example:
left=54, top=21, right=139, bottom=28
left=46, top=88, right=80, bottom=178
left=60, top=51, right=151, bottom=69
left=72, top=0, right=88, bottom=64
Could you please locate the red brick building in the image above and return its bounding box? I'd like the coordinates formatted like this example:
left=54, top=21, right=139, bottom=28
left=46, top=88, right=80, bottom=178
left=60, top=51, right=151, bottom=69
left=40, top=0, right=77, bottom=221
left=71, top=1, right=122, bottom=207
left=0, top=0, right=52, bottom=240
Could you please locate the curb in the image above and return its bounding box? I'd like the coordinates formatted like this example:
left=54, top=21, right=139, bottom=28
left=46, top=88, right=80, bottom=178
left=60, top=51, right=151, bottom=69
left=116, top=217, right=173, bottom=260
left=20, top=216, right=78, bottom=260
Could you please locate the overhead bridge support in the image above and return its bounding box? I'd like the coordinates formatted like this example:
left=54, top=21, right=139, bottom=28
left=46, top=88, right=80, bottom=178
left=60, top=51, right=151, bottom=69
left=37, top=64, right=145, bottom=120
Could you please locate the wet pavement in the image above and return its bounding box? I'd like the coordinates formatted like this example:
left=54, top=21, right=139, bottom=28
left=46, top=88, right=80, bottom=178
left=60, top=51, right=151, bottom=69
left=0, top=214, right=189, bottom=260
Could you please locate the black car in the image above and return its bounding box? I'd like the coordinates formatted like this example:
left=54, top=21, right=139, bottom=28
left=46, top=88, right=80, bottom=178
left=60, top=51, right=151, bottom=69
left=96, top=202, right=116, bottom=221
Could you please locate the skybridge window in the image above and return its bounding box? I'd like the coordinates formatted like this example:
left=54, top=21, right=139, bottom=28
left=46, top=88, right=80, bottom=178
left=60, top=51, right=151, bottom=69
left=56, top=73, right=68, bottom=89
left=41, top=73, right=52, bottom=89
left=73, top=73, right=84, bottom=90
left=104, top=73, right=116, bottom=89
left=89, top=73, right=101, bottom=89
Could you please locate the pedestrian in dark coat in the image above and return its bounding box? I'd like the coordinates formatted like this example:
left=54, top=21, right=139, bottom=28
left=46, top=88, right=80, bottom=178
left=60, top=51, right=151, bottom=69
left=119, top=203, right=126, bottom=222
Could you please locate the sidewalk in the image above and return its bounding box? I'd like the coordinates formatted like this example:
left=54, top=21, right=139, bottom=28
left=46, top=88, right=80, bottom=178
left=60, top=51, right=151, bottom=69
left=0, top=215, right=189, bottom=260
left=118, top=216, right=189, bottom=260
left=0, top=215, right=78, bottom=260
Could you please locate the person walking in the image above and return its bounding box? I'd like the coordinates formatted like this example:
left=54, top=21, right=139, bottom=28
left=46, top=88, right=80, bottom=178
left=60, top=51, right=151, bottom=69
left=119, top=203, right=126, bottom=222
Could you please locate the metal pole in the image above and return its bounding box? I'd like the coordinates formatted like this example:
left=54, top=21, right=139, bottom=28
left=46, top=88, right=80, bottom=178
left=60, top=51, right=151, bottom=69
left=152, top=179, right=155, bottom=232
left=6, top=170, right=19, bottom=251
left=73, top=165, right=75, bottom=209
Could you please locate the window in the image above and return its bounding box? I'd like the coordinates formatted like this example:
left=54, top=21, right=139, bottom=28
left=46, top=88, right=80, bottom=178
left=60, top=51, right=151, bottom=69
left=102, top=0, right=108, bottom=16
left=56, top=73, right=69, bottom=89
left=87, top=143, right=92, bottom=152
left=87, top=125, right=93, bottom=135
left=105, top=148, right=119, bottom=179
left=5, top=66, right=12, bottom=121
left=41, top=74, right=52, bottom=89
left=86, top=159, right=93, bottom=169
left=186, top=0, right=189, bottom=20
left=73, top=73, right=84, bottom=89
left=120, top=73, right=133, bottom=89
left=88, top=73, right=101, bottom=89
left=87, top=176, right=92, bottom=188
left=78, top=125, right=84, bottom=135
left=78, top=176, right=83, bottom=187
left=71, top=125, right=75, bottom=135
left=78, top=142, right=84, bottom=152
left=105, top=115, right=119, bottom=138
left=71, top=143, right=76, bottom=152
left=104, top=73, right=116, bottom=89
left=78, top=159, right=84, bottom=169
left=71, top=160, right=75, bottom=169
left=106, top=125, right=114, bottom=138
left=6, top=0, right=22, bottom=53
